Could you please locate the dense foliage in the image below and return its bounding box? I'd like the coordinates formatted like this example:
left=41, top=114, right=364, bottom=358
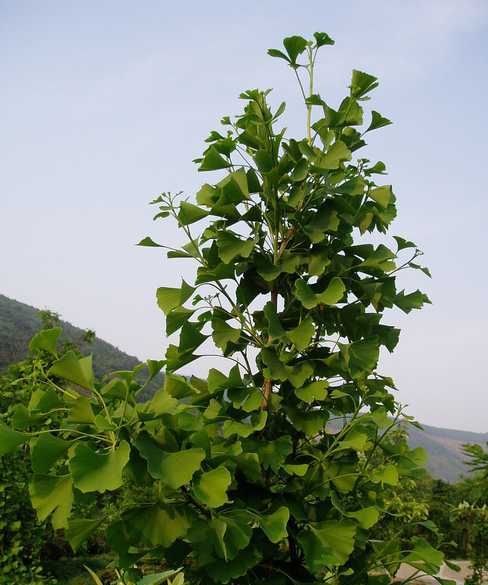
left=0, top=32, right=460, bottom=585
left=0, top=348, right=58, bottom=584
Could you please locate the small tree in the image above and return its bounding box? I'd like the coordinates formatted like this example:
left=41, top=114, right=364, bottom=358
left=0, top=33, right=446, bottom=584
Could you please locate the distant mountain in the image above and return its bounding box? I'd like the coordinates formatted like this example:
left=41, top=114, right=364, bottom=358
left=408, top=423, right=488, bottom=483
left=1, top=294, right=486, bottom=483
left=0, top=293, right=141, bottom=377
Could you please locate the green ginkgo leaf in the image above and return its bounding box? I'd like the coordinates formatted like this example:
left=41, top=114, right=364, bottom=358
left=347, top=507, right=379, bottom=529
left=178, top=202, right=208, bottom=225
left=203, top=398, right=222, bottom=419
left=0, top=422, right=28, bottom=456
left=212, top=318, right=241, bottom=350
left=371, top=463, right=399, bottom=486
left=127, top=505, right=190, bottom=548
left=337, top=431, right=368, bottom=452
left=294, top=277, right=345, bottom=309
left=260, top=507, right=289, bottom=543
left=283, top=35, right=308, bottom=64
left=216, top=232, right=254, bottom=264
left=263, top=302, right=285, bottom=339
left=31, top=434, right=70, bottom=474
left=166, top=307, right=195, bottom=336
left=395, top=290, right=431, bottom=314
left=156, top=280, right=194, bottom=314
left=29, top=475, right=73, bottom=529
left=366, top=111, right=392, bottom=133
left=369, top=185, right=393, bottom=209
left=29, top=327, right=61, bottom=355
left=314, top=32, right=335, bottom=47
left=137, top=570, right=183, bottom=585
left=223, top=412, right=267, bottom=438
left=192, top=466, right=232, bottom=508
left=283, top=463, right=309, bottom=476
left=350, top=70, right=378, bottom=98
left=298, top=520, right=356, bottom=571
left=66, top=518, right=103, bottom=551
left=135, top=434, right=205, bottom=488
left=199, top=146, right=230, bottom=171
left=287, top=317, right=315, bottom=351
left=315, top=141, right=351, bottom=170
left=49, top=351, right=94, bottom=390
left=70, top=441, right=130, bottom=493
left=295, top=380, right=328, bottom=404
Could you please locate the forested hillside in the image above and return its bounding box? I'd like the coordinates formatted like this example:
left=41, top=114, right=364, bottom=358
left=0, top=293, right=140, bottom=376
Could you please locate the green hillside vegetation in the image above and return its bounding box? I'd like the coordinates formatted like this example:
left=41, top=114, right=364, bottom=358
left=0, top=294, right=141, bottom=376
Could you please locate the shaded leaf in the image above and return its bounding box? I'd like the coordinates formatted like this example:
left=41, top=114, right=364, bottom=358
left=31, top=434, right=70, bottom=474
left=298, top=520, right=356, bottom=571
left=29, top=475, right=73, bottom=529
left=135, top=434, right=205, bottom=489
left=67, top=518, right=103, bottom=551
left=0, top=422, right=28, bottom=456
left=217, top=232, right=254, bottom=264
left=70, top=441, right=130, bottom=493
left=260, top=507, right=289, bottom=543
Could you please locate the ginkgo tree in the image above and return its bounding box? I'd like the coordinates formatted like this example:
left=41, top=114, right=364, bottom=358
left=0, top=33, right=450, bottom=585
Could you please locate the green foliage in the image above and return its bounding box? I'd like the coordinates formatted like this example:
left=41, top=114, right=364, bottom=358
left=1, top=32, right=439, bottom=584
left=0, top=358, right=58, bottom=585
left=460, top=443, right=488, bottom=583
left=463, top=442, right=488, bottom=479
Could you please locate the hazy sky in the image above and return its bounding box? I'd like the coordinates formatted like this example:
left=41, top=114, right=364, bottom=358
left=1, top=1, right=487, bottom=432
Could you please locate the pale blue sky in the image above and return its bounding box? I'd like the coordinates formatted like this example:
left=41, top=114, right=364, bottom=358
left=1, top=1, right=487, bottom=431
